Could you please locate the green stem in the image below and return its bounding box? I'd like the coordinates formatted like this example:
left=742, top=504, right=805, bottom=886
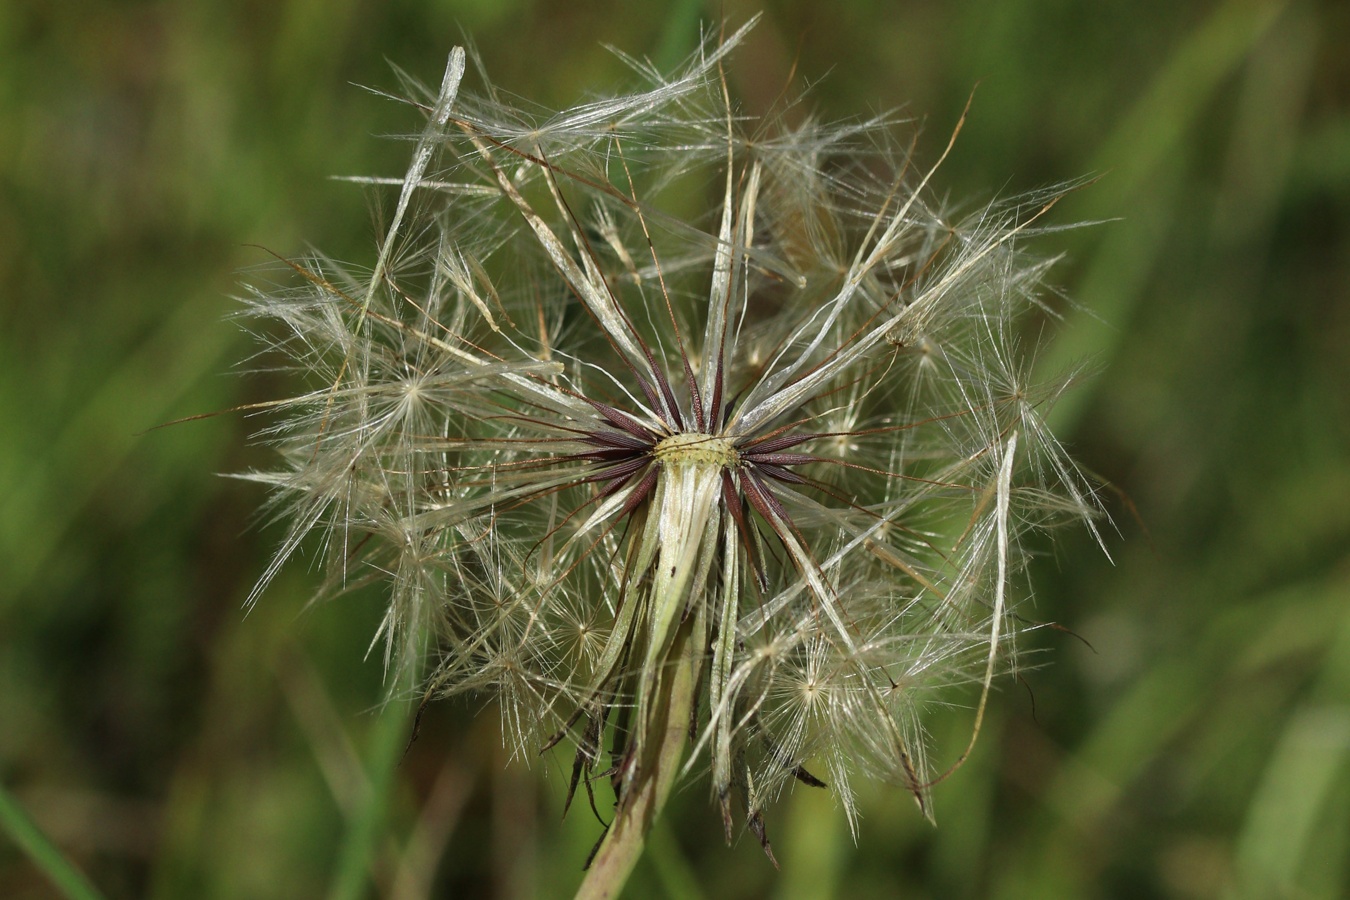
left=0, top=779, right=105, bottom=900
left=575, top=623, right=697, bottom=900
left=326, top=662, right=423, bottom=900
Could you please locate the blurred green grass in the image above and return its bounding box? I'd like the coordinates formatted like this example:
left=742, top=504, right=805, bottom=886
left=2, top=0, right=1348, bottom=897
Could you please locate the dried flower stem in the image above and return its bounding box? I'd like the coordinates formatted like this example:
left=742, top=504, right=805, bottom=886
left=576, top=618, right=697, bottom=900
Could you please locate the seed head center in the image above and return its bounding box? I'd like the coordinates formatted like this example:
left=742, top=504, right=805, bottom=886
left=651, top=432, right=738, bottom=469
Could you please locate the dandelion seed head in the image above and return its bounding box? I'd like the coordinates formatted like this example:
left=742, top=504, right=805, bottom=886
left=235, top=18, right=1105, bottom=846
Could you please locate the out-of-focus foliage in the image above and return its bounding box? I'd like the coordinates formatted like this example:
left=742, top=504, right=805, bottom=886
left=1, top=0, right=1346, bottom=898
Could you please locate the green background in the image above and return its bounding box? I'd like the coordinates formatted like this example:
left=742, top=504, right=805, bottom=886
left=2, top=0, right=1348, bottom=896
